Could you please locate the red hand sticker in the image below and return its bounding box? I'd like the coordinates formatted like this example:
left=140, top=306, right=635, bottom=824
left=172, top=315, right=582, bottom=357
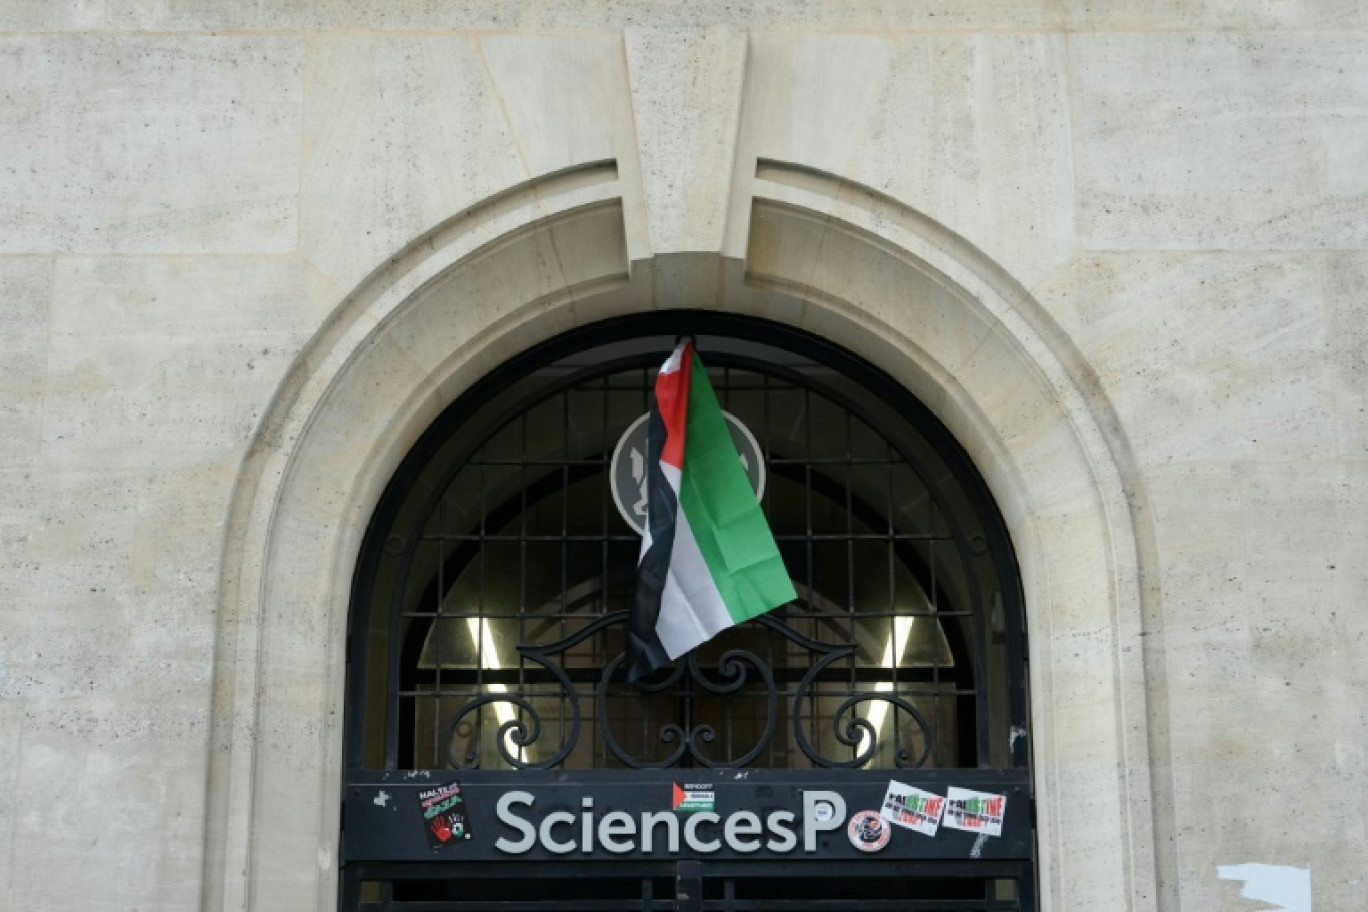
left=429, top=816, right=452, bottom=842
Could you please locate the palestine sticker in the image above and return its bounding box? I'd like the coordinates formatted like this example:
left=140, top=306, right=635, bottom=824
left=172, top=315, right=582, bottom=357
left=880, top=780, right=945, bottom=837
left=846, top=810, right=891, bottom=852
left=672, top=782, right=715, bottom=813
left=418, top=781, right=471, bottom=849
left=942, top=787, right=1006, bottom=838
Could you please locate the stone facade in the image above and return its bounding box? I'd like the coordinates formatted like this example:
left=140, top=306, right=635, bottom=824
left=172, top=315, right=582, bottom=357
left=1, top=3, right=1364, bottom=911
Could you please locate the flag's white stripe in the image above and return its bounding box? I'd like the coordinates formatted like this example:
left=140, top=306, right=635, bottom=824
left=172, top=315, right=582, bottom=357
left=656, top=505, right=732, bottom=659
left=649, top=463, right=731, bottom=659
left=660, top=342, right=687, bottom=375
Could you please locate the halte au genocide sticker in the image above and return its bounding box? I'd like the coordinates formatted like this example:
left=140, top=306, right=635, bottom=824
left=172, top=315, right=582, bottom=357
left=847, top=810, right=891, bottom=852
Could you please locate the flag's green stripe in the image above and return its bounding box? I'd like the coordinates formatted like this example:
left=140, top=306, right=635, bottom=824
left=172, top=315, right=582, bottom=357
left=677, top=353, right=796, bottom=623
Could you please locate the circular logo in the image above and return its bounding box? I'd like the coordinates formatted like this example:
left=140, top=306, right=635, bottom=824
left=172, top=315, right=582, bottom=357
left=609, top=411, right=766, bottom=535
left=847, top=810, right=891, bottom=853
left=812, top=800, right=836, bottom=823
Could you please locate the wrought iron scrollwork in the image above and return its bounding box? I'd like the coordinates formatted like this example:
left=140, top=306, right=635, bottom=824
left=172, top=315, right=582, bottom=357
left=442, top=612, right=617, bottom=769
left=443, top=611, right=933, bottom=770
left=754, top=615, right=933, bottom=769
left=597, top=646, right=777, bottom=769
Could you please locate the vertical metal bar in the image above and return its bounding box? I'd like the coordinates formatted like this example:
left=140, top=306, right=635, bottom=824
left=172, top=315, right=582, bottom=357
left=338, top=867, right=360, bottom=912
left=590, top=371, right=607, bottom=771
left=962, top=518, right=992, bottom=768
left=559, top=388, right=571, bottom=766
left=600, top=375, right=610, bottom=610
left=345, top=551, right=374, bottom=772
left=1015, top=863, right=1035, bottom=912
left=382, top=535, right=407, bottom=770
left=997, top=520, right=1030, bottom=769
left=476, top=445, right=488, bottom=763
left=518, top=408, right=530, bottom=767
left=886, top=440, right=900, bottom=762
left=802, top=386, right=816, bottom=762
left=675, top=860, right=702, bottom=912
left=596, top=374, right=611, bottom=769
left=843, top=404, right=856, bottom=763
left=762, top=371, right=777, bottom=766
left=433, top=494, right=444, bottom=768
left=723, top=364, right=734, bottom=761
left=1007, top=591, right=1029, bottom=769
left=929, top=501, right=941, bottom=764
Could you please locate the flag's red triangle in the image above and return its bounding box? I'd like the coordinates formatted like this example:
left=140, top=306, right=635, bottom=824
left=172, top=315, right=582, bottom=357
left=672, top=783, right=686, bottom=809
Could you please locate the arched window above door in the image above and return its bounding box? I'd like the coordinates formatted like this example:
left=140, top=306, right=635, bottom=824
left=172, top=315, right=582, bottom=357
left=348, top=314, right=1026, bottom=775
left=342, top=312, right=1034, bottom=910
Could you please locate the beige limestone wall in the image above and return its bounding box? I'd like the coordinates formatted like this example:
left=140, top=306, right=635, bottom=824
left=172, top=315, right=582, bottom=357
left=0, top=4, right=1364, bottom=911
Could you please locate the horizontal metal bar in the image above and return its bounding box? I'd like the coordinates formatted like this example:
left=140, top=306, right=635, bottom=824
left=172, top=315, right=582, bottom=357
left=362, top=903, right=674, bottom=911
left=462, top=456, right=908, bottom=467
left=700, top=903, right=1017, bottom=911
left=362, top=902, right=1016, bottom=912
left=398, top=609, right=975, bottom=620
left=413, top=533, right=954, bottom=543
left=398, top=670, right=974, bottom=688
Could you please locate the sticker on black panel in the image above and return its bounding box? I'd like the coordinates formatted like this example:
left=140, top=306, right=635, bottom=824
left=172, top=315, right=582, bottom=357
left=418, top=781, right=471, bottom=849
left=846, top=810, right=891, bottom=852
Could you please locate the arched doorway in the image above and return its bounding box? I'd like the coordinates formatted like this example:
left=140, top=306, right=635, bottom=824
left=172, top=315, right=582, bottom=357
left=341, top=312, right=1033, bottom=910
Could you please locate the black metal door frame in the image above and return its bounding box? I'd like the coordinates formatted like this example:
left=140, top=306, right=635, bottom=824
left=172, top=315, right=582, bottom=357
left=341, top=313, right=1034, bottom=910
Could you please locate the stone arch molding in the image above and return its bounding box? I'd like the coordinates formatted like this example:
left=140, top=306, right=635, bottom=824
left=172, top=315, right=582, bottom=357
left=205, top=161, right=1159, bottom=912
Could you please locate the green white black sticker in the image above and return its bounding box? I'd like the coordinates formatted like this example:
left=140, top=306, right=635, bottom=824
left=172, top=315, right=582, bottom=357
left=671, top=782, right=715, bottom=812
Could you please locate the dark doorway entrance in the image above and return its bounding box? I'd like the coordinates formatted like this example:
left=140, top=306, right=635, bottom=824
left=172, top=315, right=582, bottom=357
left=345, top=859, right=1033, bottom=910
left=341, top=314, right=1033, bottom=910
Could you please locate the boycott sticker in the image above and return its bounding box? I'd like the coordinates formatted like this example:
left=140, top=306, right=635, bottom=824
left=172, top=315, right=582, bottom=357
left=418, top=781, right=471, bottom=849
left=942, top=787, right=1006, bottom=838
left=672, top=782, right=715, bottom=812
left=880, top=781, right=945, bottom=837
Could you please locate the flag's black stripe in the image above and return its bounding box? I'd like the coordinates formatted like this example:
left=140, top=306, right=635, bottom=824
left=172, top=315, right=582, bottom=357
left=626, top=401, right=676, bottom=682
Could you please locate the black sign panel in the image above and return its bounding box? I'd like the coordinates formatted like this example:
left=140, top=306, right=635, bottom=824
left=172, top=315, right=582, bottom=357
left=343, top=769, right=1030, bottom=864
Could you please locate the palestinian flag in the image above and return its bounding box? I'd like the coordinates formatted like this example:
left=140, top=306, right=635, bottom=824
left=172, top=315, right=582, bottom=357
left=626, top=340, right=796, bottom=682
